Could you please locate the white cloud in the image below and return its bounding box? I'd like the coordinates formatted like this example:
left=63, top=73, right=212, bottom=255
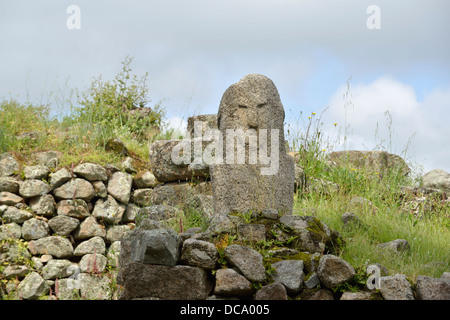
left=320, top=77, right=450, bottom=173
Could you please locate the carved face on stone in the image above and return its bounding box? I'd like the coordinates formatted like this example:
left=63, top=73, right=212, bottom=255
left=217, top=74, right=285, bottom=132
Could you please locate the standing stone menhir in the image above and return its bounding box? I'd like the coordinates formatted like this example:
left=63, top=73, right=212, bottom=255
left=210, top=74, right=294, bottom=216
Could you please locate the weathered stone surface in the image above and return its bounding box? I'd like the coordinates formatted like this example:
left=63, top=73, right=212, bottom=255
left=0, top=177, right=20, bottom=193
left=237, top=223, right=266, bottom=242
left=92, top=195, right=126, bottom=224
left=180, top=238, right=218, bottom=270
left=105, top=138, right=128, bottom=156
left=19, top=179, right=51, bottom=198
left=53, top=178, right=95, bottom=201
left=79, top=253, right=108, bottom=273
left=106, top=224, right=134, bottom=243
left=271, top=260, right=305, bottom=294
left=416, top=275, right=450, bottom=300
left=129, top=228, right=182, bottom=266
left=422, top=169, right=450, bottom=193
left=379, top=274, right=415, bottom=300
left=55, top=278, right=80, bottom=300
left=327, top=150, right=410, bottom=176
left=57, top=199, right=90, bottom=219
left=23, top=165, right=50, bottom=180
left=0, top=191, right=24, bottom=205
left=137, top=205, right=182, bottom=224
left=28, top=236, right=74, bottom=258
left=378, top=239, right=410, bottom=253
left=21, top=218, right=50, bottom=240
left=210, top=74, right=294, bottom=216
left=29, top=194, right=55, bottom=217
left=107, top=241, right=121, bottom=268
left=0, top=155, right=19, bottom=177
left=73, top=162, right=108, bottom=181
left=214, top=268, right=253, bottom=298
left=92, top=181, right=107, bottom=199
left=131, top=188, right=153, bottom=206
left=302, top=288, right=335, bottom=300
left=304, top=272, right=320, bottom=289
left=0, top=222, right=22, bottom=240
left=2, top=264, right=30, bottom=280
left=185, top=194, right=214, bottom=216
left=186, top=114, right=218, bottom=139
left=149, top=139, right=210, bottom=183
left=73, top=216, right=106, bottom=240
left=74, top=236, right=106, bottom=256
left=317, top=254, right=355, bottom=289
left=49, top=168, right=71, bottom=188
left=107, top=171, right=133, bottom=204
left=48, top=215, right=80, bottom=236
left=255, top=282, right=288, bottom=300
left=2, top=206, right=33, bottom=224
left=206, top=213, right=237, bottom=235
left=31, top=150, right=61, bottom=169
left=123, top=203, right=139, bottom=223
left=78, top=273, right=113, bottom=300
left=16, top=271, right=50, bottom=300
left=340, top=291, right=380, bottom=300
left=342, top=212, right=364, bottom=229
left=120, top=263, right=211, bottom=300
left=0, top=240, right=31, bottom=264
left=224, top=244, right=266, bottom=282
left=133, top=170, right=160, bottom=189
left=42, top=259, right=74, bottom=280
left=278, top=215, right=341, bottom=254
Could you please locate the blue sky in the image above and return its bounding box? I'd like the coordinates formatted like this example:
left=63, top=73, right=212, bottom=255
left=1, top=0, right=449, bottom=173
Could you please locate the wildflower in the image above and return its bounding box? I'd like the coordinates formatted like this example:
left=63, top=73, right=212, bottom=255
left=334, top=123, right=337, bottom=126
left=308, top=117, right=311, bottom=119
left=312, top=112, right=316, bottom=115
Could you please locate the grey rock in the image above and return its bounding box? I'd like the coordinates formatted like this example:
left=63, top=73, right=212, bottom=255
left=49, top=168, right=71, bottom=189
left=92, top=181, right=107, bottom=198
left=74, top=236, right=106, bottom=256
left=379, top=274, right=415, bottom=300
left=0, top=240, right=31, bottom=265
left=210, top=74, right=294, bottom=216
left=180, top=238, right=218, bottom=269
left=0, top=155, right=19, bottom=177
left=133, top=170, right=160, bottom=189
left=53, top=178, right=95, bottom=202
left=185, top=114, right=218, bottom=139
left=19, top=179, right=51, bottom=198
left=16, top=271, right=50, bottom=300
left=0, top=222, right=22, bottom=240
left=224, top=244, right=266, bottom=282
left=107, top=241, right=121, bottom=268
left=2, top=264, right=30, bottom=280
left=73, top=216, right=106, bottom=240
left=121, top=156, right=137, bottom=174
left=131, top=188, right=153, bottom=206
left=137, top=205, right=182, bottom=225
left=129, top=228, right=182, bottom=266
left=78, top=273, right=113, bottom=300
left=23, top=165, right=50, bottom=180
left=55, top=278, right=80, bottom=300
left=73, top=162, right=108, bottom=181
left=255, top=282, right=288, bottom=300
left=340, top=291, right=380, bottom=300
left=48, top=215, right=80, bottom=236
left=304, top=272, right=320, bottom=289
left=214, top=268, right=253, bottom=298
left=119, top=263, right=211, bottom=300
left=206, top=213, right=236, bottom=235
left=123, top=203, right=140, bottom=223
left=106, top=224, right=134, bottom=243
left=79, top=253, right=107, bottom=273
left=342, top=212, right=364, bottom=228
left=279, top=215, right=340, bottom=254
left=105, top=138, right=128, bottom=156
left=416, top=275, right=450, bottom=300
left=107, top=171, right=132, bottom=204
left=21, top=218, right=50, bottom=240
left=29, top=194, right=55, bottom=217
left=28, top=236, right=74, bottom=258
left=0, top=191, right=24, bottom=206
left=317, top=254, right=355, bottom=289
left=57, top=199, right=90, bottom=219
left=31, top=151, right=61, bottom=169
left=92, top=195, right=126, bottom=224
left=422, top=169, right=450, bottom=193
left=303, top=288, right=335, bottom=300
left=271, top=260, right=305, bottom=294
left=2, top=206, right=33, bottom=224
left=42, top=259, right=74, bottom=280
left=0, top=177, right=21, bottom=193
left=237, top=223, right=266, bottom=242
left=327, top=150, right=410, bottom=176
left=378, top=239, right=410, bottom=253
